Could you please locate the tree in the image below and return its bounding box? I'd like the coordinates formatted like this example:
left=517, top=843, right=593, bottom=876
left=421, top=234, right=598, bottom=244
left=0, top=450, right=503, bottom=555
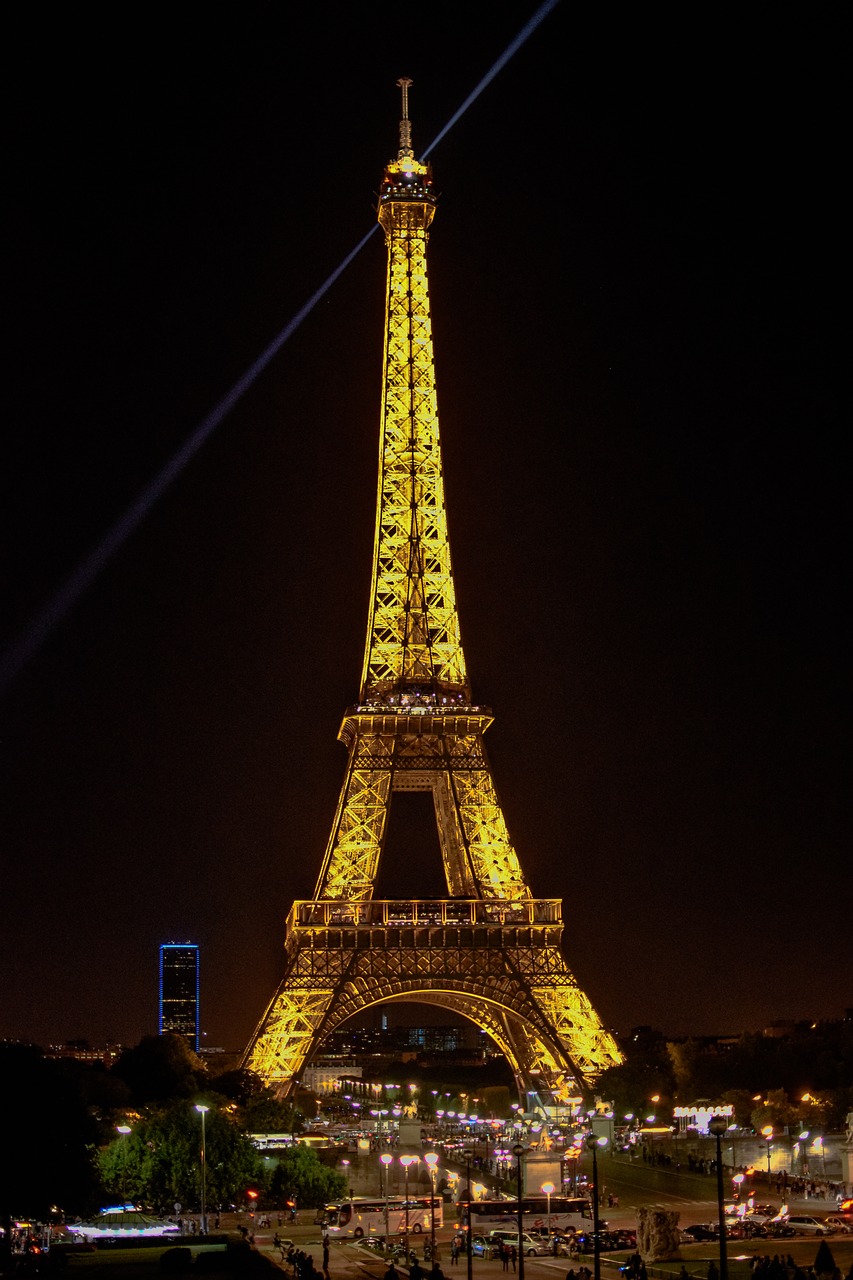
left=750, top=1088, right=800, bottom=1133
left=592, top=1057, right=673, bottom=1119
left=479, top=1085, right=511, bottom=1118
left=269, top=1147, right=347, bottom=1209
left=240, top=1094, right=305, bottom=1136
left=112, top=1034, right=203, bottom=1105
left=97, top=1100, right=263, bottom=1213
left=0, top=1043, right=101, bottom=1234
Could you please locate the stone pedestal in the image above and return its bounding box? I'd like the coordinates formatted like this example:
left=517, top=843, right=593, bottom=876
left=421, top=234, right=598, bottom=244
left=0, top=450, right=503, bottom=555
left=636, top=1207, right=682, bottom=1262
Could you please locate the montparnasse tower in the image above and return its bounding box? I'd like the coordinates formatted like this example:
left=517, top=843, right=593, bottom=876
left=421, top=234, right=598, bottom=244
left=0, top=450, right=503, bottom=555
left=243, top=80, right=623, bottom=1099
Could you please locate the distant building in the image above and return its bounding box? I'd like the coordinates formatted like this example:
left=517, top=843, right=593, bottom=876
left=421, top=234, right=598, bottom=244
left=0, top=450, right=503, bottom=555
left=159, top=943, right=199, bottom=1051
left=45, top=1040, right=122, bottom=1067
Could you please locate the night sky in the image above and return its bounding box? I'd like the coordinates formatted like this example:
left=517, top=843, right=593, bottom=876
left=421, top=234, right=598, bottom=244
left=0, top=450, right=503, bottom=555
left=2, top=5, right=846, bottom=1055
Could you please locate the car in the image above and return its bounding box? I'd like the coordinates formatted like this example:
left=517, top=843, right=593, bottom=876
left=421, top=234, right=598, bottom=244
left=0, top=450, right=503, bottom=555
left=523, top=1230, right=571, bottom=1255
left=574, top=1231, right=623, bottom=1253
left=487, top=1231, right=548, bottom=1257
left=744, top=1208, right=776, bottom=1225
left=771, top=1215, right=828, bottom=1236
left=683, top=1225, right=718, bottom=1242
left=471, top=1236, right=494, bottom=1258
left=726, top=1222, right=767, bottom=1240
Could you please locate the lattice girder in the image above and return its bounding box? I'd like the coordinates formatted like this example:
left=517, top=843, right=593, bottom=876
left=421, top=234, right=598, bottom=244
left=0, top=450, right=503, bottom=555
left=312, top=712, right=531, bottom=902
left=244, top=898, right=622, bottom=1094
left=362, top=206, right=467, bottom=700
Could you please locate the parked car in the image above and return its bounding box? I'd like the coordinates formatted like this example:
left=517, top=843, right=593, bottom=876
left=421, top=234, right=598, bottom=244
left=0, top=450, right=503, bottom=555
left=523, top=1231, right=571, bottom=1256
left=683, top=1225, right=718, bottom=1242
left=744, top=1209, right=777, bottom=1226
left=825, top=1217, right=853, bottom=1235
left=575, top=1231, right=623, bottom=1253
left=487, top=1231, right=548, bottom=1257
left=771, top=1215, right=828, bottom=1236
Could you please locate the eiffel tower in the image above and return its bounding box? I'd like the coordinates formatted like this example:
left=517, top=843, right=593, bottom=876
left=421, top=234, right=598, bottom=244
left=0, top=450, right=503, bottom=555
left=243, top=81, right=623, bottom=1100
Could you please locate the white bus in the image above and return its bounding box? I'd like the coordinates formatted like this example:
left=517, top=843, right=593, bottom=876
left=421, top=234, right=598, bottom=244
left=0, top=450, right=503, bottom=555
left=319, top=1196, right=443, bottom=1238
left=464, top=1196, right=592, bottom=1234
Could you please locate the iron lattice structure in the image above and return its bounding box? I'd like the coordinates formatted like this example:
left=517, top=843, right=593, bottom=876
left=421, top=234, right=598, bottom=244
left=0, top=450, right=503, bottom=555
left=244, top=82, right=623, bottom=1098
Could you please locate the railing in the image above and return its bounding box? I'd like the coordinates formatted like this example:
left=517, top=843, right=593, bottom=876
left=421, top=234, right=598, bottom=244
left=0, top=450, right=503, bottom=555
left=286, top=898, right=563, bottom=930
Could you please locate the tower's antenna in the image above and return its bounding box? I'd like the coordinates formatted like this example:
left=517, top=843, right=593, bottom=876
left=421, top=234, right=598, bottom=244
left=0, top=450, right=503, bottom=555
left=396, top=76, right=414, bottom=158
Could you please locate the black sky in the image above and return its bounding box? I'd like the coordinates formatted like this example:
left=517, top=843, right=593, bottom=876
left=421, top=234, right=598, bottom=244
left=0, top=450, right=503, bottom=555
left=1, top=4, right=847, bottom=1054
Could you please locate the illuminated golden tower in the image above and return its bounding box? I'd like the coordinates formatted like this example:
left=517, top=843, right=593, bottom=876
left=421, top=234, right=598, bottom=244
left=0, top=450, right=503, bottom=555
left=243, top=80, right=622, bottom=1098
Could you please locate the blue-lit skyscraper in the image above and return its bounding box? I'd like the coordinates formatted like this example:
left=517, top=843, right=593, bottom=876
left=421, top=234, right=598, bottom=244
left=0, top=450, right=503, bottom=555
left=159, top=943, right=199, bottom=1051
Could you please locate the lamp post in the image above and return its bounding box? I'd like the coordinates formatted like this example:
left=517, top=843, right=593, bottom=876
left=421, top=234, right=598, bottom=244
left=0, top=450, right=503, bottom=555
left=708, top=1116, right=729, bottom=1280
left=512, top=1143, right=526, bottom=1280
left=797, top=1132, right=810, bottom=1176
left=401, top=1155, right=417, bottom=1263
left=195, top=1105, right=210, bottom=1235
left=116, top=1125, right=131, bottom=1207
left=541, top=1182, right=555, bottom=1238
left=462, top=1148, right=474, bottom=1280
left=585, top=1135, right=605, bottom=1280
left=424, top=1152, right=439, bottom=1261
left=761, top=1125, right=773, bottom=1186
left=813, top=1136, right=826, bottom=1179
left=381, top=1153, right=393, bottom=1258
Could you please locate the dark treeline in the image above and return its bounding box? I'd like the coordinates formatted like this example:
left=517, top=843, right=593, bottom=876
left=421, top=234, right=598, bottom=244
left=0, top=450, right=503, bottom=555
left=595, top=1021, right=853, bottom=1130
left=0, top=1034, right=343, bottom=1242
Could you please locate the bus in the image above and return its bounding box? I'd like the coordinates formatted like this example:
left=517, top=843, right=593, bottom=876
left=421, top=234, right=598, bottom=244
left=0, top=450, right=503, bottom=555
left=319, top=1197, right=443, bottom=1239
left=464, top=1197, right=592, bottom=1234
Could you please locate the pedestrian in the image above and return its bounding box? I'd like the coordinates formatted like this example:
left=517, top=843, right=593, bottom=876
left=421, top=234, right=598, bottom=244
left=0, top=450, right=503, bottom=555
left=708, top=1264, right=719, bottom=1280
left=510, top=1245, right=517, bottom=1272
left=411, top=1261, right=424, bottom=1280
left=385, top=1265, right=398, bottom=1280
left=323, top=1241, right=330, bottom=1277
left=431, top=1265, right=446, bottom=1280
left=450, top=1239, right=459, bottom=1266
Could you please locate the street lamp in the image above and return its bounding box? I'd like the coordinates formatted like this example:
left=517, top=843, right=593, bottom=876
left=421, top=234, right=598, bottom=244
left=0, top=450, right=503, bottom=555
left=797, top=1132, right=810, bottom=1175
left=813, top=1136, right=826, bottom=1179
left=761, top=1126, right=773, bottom=1185
left=541, top=1183, right=555, bottom=1237
left=462, top=1148, right=474, bottom=1280
left=424, top=1152, right=439, bottom=1261
left=116, top=1125, right=131, bottom=1207
left=708, top=1116, right=729, bottom=1280
left=585, top=1134, right=607, bottom=1280
left=381, top=1153, right=393, bottom=1257
left=401, top=1155, right=418, bottom=1264
left=195, top=1105, right=210, bottom=1234
left=512, top=1143, right=526, bottom=1280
